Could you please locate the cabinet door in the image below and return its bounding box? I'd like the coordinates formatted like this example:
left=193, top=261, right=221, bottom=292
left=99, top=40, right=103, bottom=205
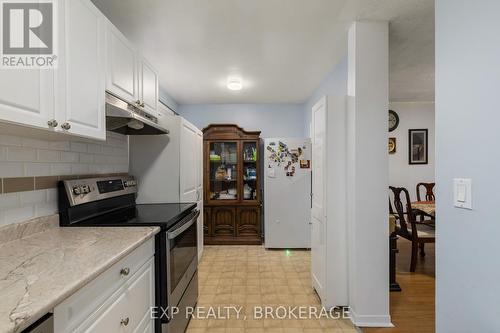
left=139, top=59, right=158, bottom=115
left=0, top=70, right=55, bottom=130
left=207, top=141, right=240, bottom=203
left=56, top=0, right=106, bottom=140
left=180, top=119, right=199, bottom=203
left=105, top=21, right=139, bottom=103
left=196, top=130, right=204, bottom=258
left=211, top=207, right=236, bottom=237
left=203, top=207, right=211, bottom=237
left=76, top=259, right=155, bottom=333
left=236, top=207, right=261, bottom=238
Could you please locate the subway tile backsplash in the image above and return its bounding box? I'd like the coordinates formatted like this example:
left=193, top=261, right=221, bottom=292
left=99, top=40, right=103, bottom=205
left=0, top=131, right=129, bottom=227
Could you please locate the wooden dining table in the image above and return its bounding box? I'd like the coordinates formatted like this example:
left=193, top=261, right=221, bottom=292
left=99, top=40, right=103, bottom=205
left=411, top=200, right=436, bottom=218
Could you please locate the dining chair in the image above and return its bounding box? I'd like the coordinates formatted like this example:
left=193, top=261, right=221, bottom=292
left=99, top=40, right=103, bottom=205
left=416, top=182, right=436, bottom=222
left=390, top=186, right=435, bottom=272
left=416, top=182, right=435, bottom=201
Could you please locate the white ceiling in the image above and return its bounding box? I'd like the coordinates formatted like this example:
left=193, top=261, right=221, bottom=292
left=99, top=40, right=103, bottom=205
left=92, top=0, right=434, bottom=104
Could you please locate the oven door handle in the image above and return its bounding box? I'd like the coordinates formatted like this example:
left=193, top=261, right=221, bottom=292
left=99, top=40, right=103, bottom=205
left=167, top=210, right=200, bottom=239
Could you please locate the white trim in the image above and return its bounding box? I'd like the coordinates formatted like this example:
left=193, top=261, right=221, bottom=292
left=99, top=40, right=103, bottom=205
left=349, top=308, right=393, bottom=328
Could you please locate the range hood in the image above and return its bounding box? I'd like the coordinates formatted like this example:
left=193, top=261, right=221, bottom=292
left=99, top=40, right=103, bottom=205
left=105, top=92, right=169, bottom=135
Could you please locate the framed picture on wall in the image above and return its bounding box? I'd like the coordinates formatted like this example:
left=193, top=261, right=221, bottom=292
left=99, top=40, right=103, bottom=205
left=408, top=129, right=428, bottom=164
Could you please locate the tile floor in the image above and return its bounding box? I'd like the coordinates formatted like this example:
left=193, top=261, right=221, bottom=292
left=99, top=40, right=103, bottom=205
left=187, top=245, right=357, bottom=333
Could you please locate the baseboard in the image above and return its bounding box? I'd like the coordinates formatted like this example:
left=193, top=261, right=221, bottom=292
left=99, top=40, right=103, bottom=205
left=349, top=308, right=393, bottom=327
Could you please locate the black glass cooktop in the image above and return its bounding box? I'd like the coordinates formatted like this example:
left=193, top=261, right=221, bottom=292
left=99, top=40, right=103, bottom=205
left=73, top=202, right=197, bottom=230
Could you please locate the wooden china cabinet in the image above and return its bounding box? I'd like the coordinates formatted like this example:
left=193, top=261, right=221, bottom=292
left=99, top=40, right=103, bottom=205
left=203, top=124, right=262, bottom=245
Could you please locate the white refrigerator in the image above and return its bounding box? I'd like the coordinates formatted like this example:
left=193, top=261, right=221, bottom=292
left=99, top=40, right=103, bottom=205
left=263, top=138, right=312, bottom=248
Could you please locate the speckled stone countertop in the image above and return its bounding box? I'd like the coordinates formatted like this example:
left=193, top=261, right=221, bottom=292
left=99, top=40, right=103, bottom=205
left=0, top=215, right=160, bottom=333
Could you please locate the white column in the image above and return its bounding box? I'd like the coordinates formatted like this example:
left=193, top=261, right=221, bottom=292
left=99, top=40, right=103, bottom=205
left=346, top=21, right=391, bottom=327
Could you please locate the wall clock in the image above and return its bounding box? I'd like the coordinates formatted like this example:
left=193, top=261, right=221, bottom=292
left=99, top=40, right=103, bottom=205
left=389, top=110, right=399, bottom=132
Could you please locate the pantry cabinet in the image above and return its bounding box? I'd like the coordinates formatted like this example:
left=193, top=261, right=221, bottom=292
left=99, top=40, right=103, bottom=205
left=203, top=124, right=262, bottom=245
left=130, top=115, right=204, bottom=258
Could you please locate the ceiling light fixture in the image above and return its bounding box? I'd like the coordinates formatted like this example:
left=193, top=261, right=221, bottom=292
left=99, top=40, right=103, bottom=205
left=227, top=77, right=243, bottom=91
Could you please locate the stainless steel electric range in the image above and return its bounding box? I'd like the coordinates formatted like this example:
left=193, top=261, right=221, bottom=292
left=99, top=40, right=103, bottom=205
left=58, top=175, right=199, bottom=333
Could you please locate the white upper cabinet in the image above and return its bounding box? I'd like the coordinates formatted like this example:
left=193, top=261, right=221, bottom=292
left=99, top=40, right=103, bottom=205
left=56, top=0, right=106, bottom=141
left=105, top=22, right=158, bottom=116
left=139, top=58, right=159, bottom=115
left=105, top=22, right=139, bottom=104
left=0, top=0, right=161, bottom=141
left=0, top=69, right=56, bottom=131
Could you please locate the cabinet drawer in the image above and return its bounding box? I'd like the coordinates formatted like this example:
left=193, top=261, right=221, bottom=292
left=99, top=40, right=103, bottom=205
left=75, top=258, right=155, bottom=333
left=54, top=238, right=154, bottom=332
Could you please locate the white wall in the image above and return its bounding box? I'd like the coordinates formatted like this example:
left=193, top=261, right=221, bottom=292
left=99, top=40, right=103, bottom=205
left=304, top=57, right=348, bottom=136
left=436, top=1, right=500, bottom=331
left=0, top=132, right=128, bottom=226
left=389, top=102, right=435, bottom=200
left=346, top=21, right=390, bottom=327
left=177, top=103, right=305, bottom=138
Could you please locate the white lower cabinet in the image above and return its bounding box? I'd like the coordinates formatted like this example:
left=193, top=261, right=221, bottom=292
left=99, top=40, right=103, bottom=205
left=54, top=238, right=155, bottom=333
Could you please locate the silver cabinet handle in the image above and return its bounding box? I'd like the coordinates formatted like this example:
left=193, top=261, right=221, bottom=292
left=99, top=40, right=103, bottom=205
left=140, top=102, right=145, bottom=107
left=61, top=122, right=71, bottom=130
left=120, top=267, right=130, bottom=276
left=135, top=100, right=141, bottom=105
left=120, top=317, right=129, bottom=326
left=47, top=119, right=58, bottom=128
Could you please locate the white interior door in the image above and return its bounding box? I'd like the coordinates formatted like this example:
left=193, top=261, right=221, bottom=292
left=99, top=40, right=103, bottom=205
left=311, top=97, right=327, bottom=301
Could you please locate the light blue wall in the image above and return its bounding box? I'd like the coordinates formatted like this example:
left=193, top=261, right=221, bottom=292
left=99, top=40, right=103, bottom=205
left=303, top=56, right=348, bottom=136
left=436, top=0, right=500, bottom=331
left=177, top=103, right=305, bottom=138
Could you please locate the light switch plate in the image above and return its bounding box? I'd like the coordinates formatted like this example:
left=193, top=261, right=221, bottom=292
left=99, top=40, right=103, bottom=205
left=453, top=178, right=472, bottom=209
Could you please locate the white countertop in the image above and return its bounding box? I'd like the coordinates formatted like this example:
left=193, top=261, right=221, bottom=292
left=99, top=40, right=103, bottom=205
left=0, top=219, right=160, bottom=333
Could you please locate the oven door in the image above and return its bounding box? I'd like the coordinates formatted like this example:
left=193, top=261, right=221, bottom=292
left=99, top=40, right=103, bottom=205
left=166, top=210, right=199, bottom=310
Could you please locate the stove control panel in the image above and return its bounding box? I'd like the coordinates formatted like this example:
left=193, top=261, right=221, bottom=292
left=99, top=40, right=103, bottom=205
left=62, top=176, right=137, bottom=206
left=72, top=185, right=92, bottom=195
left=123, top=179, right=137, bottom=188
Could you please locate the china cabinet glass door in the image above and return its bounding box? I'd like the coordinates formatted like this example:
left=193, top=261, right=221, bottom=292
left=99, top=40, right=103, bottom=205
left=242, top=141, right=258, bottom=201
left=209, top=141, right=239, bottom=201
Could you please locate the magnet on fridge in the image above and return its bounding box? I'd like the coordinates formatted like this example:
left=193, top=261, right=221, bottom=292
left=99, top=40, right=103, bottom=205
left=268, top=168, right=276, bottom=178
left=300, top=160, right=310, bottom=168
